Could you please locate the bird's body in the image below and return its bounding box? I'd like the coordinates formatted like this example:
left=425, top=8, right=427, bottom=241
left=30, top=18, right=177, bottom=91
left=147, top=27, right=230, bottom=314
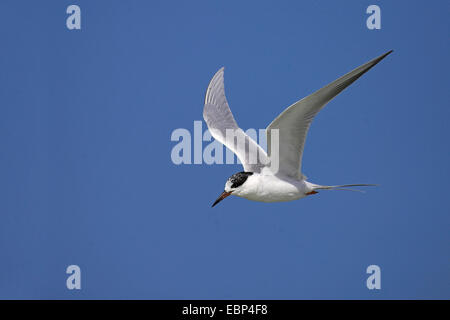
left=231, top=172, right=312, bottom=202
left=204, top=51, right=392, bottom=207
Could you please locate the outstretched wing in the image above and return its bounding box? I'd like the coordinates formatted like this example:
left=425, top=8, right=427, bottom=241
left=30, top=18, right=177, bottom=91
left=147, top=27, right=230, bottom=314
left=203, top=67, right=269, bottom=173
left=266, top=50, right=393, bottom=179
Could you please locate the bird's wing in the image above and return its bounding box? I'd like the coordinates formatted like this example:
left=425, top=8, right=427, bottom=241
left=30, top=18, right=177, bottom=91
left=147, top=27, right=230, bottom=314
left=203, top=67, right=269, bottom=173
left=266, top=50, right=392, bottom=179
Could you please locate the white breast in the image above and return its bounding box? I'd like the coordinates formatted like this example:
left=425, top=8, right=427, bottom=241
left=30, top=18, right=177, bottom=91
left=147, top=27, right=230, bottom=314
left=233, top=174, right=309, bottom=202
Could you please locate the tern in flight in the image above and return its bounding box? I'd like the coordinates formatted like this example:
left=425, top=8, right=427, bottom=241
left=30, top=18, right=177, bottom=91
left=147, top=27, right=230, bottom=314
left=204, top=50, right=392, bottom=207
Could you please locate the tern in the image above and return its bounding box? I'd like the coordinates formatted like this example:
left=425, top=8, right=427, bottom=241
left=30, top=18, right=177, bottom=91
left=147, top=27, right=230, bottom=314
left=204, top=50, right=392, bottom=207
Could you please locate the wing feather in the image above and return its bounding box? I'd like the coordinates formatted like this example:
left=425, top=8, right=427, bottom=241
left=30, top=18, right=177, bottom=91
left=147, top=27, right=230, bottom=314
left=203, top=68, right=269, bottom=173
left=266, top=50, right=393, bottom=179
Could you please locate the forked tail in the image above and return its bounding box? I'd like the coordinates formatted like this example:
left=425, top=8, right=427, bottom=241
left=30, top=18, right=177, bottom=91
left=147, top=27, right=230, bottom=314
left=312, top=183, right=378, bottom=193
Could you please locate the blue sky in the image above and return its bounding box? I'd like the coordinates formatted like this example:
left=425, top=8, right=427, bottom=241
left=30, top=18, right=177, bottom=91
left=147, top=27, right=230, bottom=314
left=0, top=0, right=449, bottom=299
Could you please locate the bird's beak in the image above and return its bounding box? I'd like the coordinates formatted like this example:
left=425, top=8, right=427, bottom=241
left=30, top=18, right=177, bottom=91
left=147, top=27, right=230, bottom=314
left=212, top=191, right=232, bottom=207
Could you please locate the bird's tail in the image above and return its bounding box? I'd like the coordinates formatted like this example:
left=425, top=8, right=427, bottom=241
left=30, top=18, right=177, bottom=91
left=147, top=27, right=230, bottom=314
left=311, top=183, right=378, bottom=193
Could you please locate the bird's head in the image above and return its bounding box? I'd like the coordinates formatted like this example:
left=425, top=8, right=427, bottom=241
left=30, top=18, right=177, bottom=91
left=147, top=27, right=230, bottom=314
left=211, top=172, right=254, bottom=207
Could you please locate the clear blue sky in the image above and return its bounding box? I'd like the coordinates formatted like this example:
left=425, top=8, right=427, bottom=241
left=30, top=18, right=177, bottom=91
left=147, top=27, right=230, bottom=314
left=0, top=0, right=448, bottom=299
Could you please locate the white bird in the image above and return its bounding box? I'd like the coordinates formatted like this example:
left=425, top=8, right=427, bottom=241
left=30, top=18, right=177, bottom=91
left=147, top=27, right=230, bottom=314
left=204, top=50, right=392, bottom=207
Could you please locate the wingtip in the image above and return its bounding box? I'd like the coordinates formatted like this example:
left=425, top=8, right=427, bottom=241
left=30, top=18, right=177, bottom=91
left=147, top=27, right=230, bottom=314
left=378, top=50, right=394, bottom=60
left=364, top=50, right=393, bottom=69
left=212, top=67, right=225, bottom=80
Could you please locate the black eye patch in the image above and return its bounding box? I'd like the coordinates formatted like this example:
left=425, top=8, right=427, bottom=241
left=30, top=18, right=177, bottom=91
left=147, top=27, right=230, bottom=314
left=229, top=172, right=254, bottom=188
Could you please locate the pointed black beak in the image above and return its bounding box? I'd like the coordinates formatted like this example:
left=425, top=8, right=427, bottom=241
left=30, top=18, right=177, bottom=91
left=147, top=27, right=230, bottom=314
left=211, top=191, right=232, bottom=207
